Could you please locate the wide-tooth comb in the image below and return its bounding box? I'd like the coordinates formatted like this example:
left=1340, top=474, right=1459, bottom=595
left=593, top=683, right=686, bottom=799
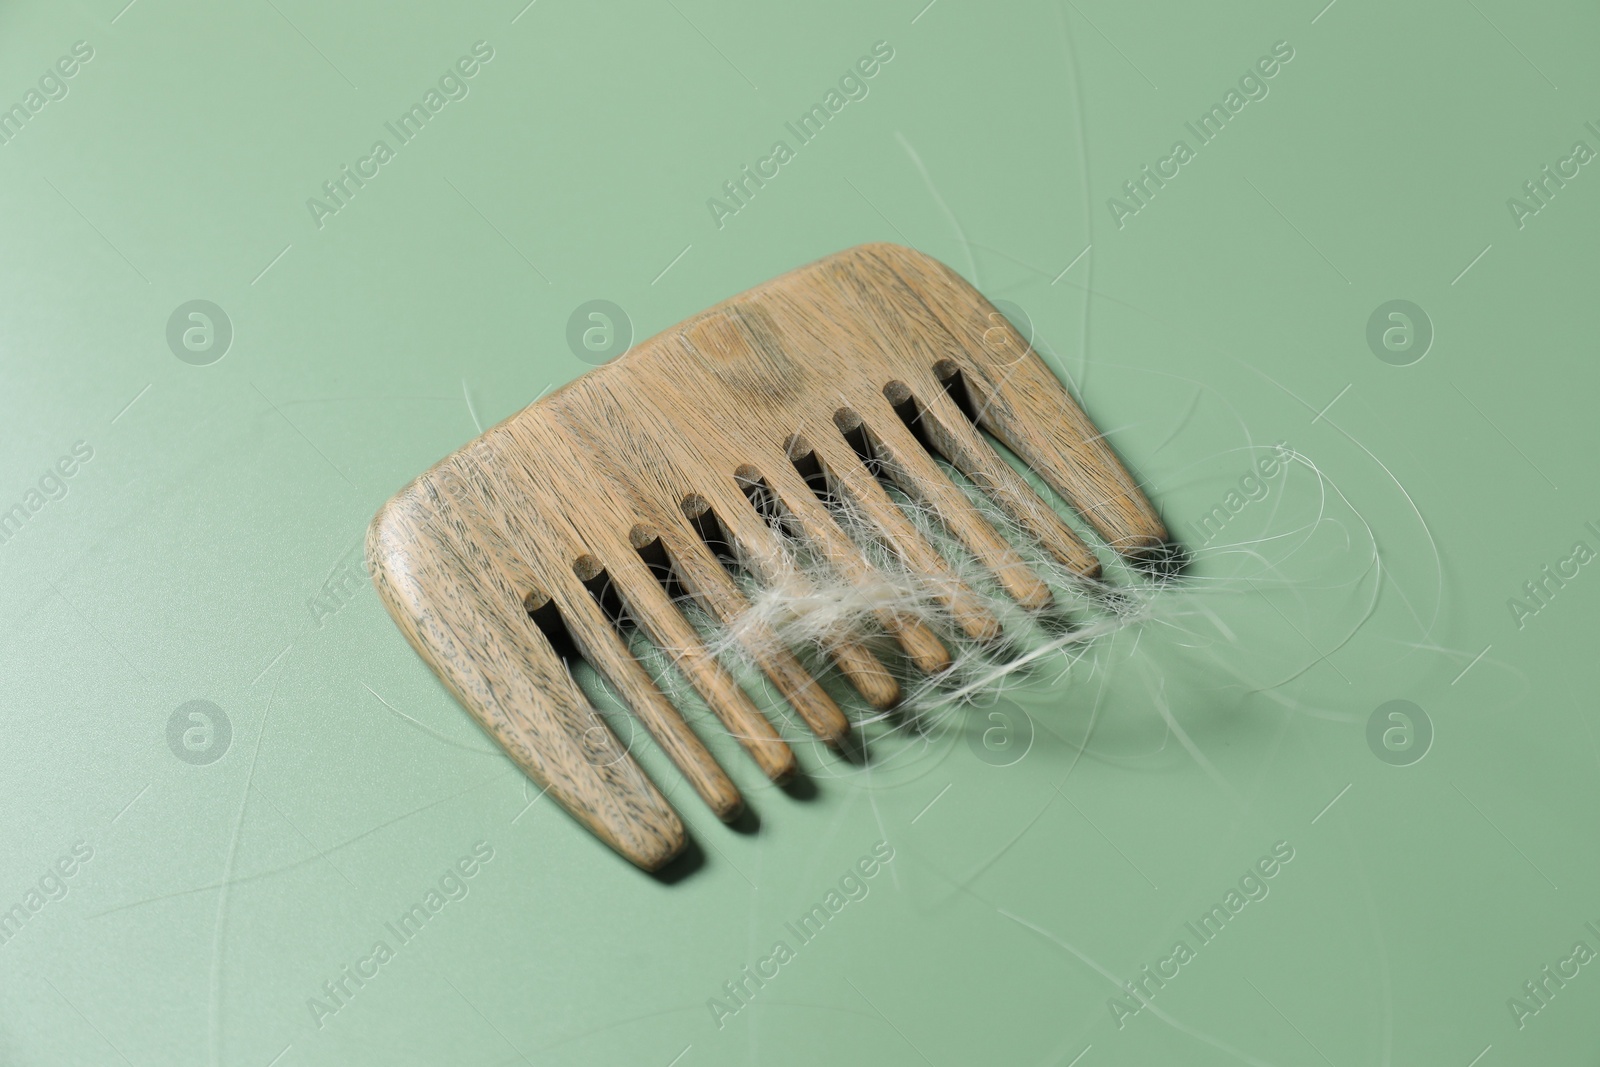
left=367, top=243, right=1167, bottom=870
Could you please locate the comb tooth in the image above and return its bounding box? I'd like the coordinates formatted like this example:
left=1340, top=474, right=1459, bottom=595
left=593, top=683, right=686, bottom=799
left=367, top=492, right=687, bottom=871
left=435, top=453, right=744, bottom=822
left=552, top=567, right=746, bottom=822
left=653, top=523, right=855, bottom=741
left=840, top=404, right=1053, bottom=609
left=451, top=434, right=754, bottom=821
left=751, top=464, right=952, bottom=675
left=650, top=311, right=941, bottom=674
left=695, top=489, right=907, bottom=708
left=798, top=429, right=1003, bottom=642
left=825, top=642, right=901, bottom=709
left=533, top=371, right=877, bottom=723
left=943, top=362, right=1164, bottom=557
left=897, top=382, right=1102, bottom=577
left=603, top=546, right=798, bottom=782
left=857, top=243, right=1167, bottom=556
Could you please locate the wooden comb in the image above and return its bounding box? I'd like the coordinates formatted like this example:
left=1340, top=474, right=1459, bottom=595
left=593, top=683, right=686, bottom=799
left=367, top=243, right=1166, bottom=870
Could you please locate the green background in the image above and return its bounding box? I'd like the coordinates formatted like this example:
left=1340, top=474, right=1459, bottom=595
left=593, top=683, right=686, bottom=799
left=3, top=0, right=1597, bottom=1063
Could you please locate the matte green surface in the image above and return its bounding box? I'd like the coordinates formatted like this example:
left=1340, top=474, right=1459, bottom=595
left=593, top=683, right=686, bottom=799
left=3, top=0, right=1597, bottom=1064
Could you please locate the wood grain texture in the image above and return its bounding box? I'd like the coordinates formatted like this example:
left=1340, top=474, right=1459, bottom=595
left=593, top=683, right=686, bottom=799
left=367, top=243, right=1167, bottom=870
